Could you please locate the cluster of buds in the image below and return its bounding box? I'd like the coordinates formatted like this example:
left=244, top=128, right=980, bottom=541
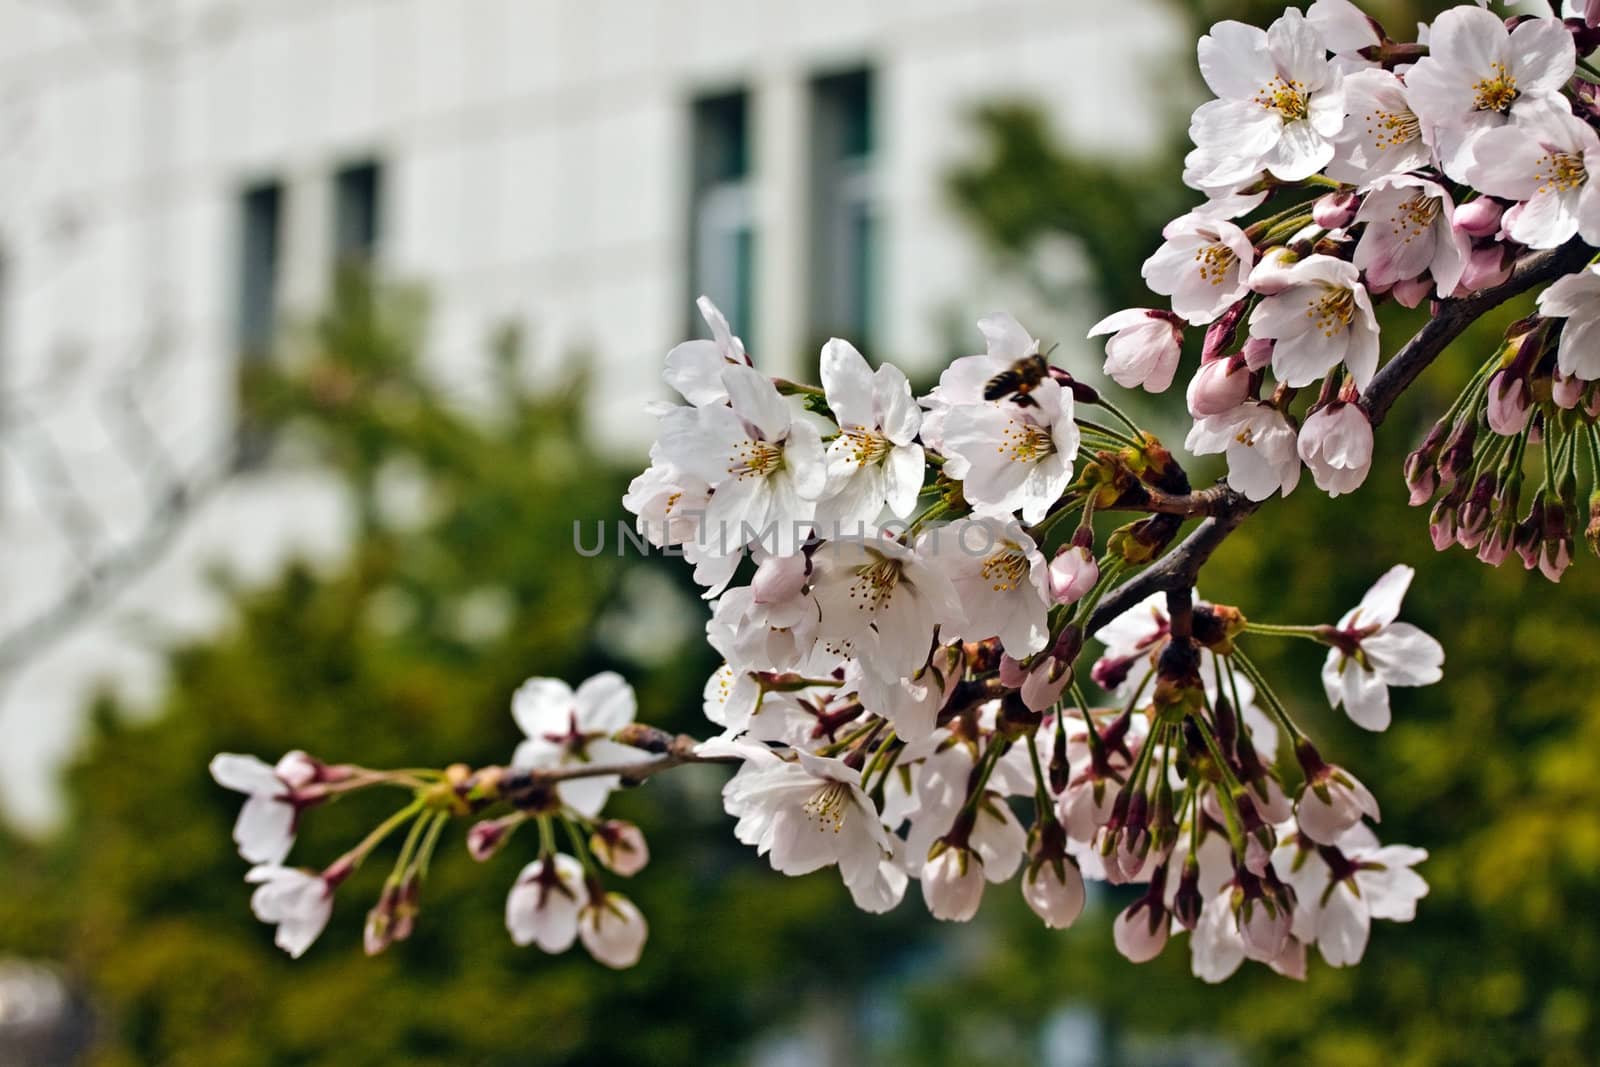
left=1407, top=313, right=1600, bottom=581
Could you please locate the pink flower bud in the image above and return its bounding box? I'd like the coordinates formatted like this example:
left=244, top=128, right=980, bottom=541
left=750, top=552, right=808, bottom=605
left=1452, top=198, right=1503, bottom=237
left=1391, top=276, right=1432, bottom=308
left=467, top=815, right=522, bottom=862
left=1296, top=402, right=1373, bottom=497
left=590, top=820, right=650, bottom=877
left=1553, top=371, right=1584, bottom=410
left=1246, top=246, right=1301, bottom=295
left=1087, top=309, right=1183, bottom=394
left=1240, top=336, right=1274, bottom=371
left=1186, top=356, right=1251, bottom=417
left=1047, top=545, right=1098, bottom=605
left=1457, top=244, right=1513, bottom=294
left=1486, top=370, right=1532, bottom=436
left=923, top=844, right=985, bottom=921
left=1312, top=190, right=1359, bottom=230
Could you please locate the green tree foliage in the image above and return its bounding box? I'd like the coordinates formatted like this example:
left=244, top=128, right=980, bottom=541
left=0, top=276, right=929, bottom=1067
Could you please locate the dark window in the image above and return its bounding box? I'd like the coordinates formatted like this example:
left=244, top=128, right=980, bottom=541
left=809, top=68, right=876, bottom=351
left=236, top=181, right=283, bottom=359
left=333, top=160, right=383, bottom=265
left=235, top=181, right=283, bottom=468
left=688, top=91, right=755, bottom=348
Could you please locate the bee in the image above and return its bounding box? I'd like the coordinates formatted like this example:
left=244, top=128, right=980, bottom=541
left=983, top=351, right=1051, bottom=405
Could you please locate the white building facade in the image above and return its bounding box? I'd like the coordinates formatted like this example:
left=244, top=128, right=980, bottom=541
left=0, top=0, right=1180, bottom=830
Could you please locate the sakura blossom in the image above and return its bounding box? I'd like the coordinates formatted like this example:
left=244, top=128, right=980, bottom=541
left=815, top=337, right=925, bottom=530
left=1352, top=176, right=1468, bottom=297
left=1404, top=6, right=1576, bottom=180
left=1297, top=401, right=1374, bottom=497
left=511, top=672, right=652, bottom=817
left=1140, top=213, right=1255, bottom=324
left=1088, top=309, right=1184, bottom=393
left=1186, top=401, right=1302, bottom=501
left=656, top=362, right=827, bottom=558
left=941, top=377, right=1080, bottom=523
left=1536, top=265, right=1600, bottom=379
left=247, top=865, right=336, bottom=959
left=1187, top=9, right=1345, bottom=189
left=1320, top=565, right=1445, bottom=731
left=1464, top=106, right=1600, bottom=249
left=211, top=751, right=321, bottom=865
left=1330, top=69, right=1431, bottom=183
left=1247, top=254, right=1379, bottom=389
left=506, top=854, right=588, bottom=952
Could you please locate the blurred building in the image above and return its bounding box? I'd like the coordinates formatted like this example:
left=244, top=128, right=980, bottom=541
left=0, top=0, right=1180, bottom=830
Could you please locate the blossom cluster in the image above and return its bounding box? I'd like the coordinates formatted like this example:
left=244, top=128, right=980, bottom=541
left=204, top=0, right=1600, bottom=988
left=1092, top=0, right=1600, bottom=581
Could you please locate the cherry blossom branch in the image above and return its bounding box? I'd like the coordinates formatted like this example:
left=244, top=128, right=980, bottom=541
left=1086, top=238, right=1593, bottom=637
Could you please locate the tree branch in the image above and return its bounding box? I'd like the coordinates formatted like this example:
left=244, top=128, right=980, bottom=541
left=1084, top=238, right=1591, bottom=637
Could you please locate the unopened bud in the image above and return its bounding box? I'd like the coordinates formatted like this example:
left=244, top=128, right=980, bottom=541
left=1453, top=197, right=1504, bottom=237
left=1312, top=190, right=1359, bottom=230
left=467, top=815, right=523, bottom=861
left=1186, top=355, right=1251, bottom=418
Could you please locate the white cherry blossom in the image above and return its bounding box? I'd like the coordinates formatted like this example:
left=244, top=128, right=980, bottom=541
left=941, top=378, right=1080, bottom=524
left=1088, top=309, right=1184, bottom=393
left=663, top=295, right=749, bottom=406
left=809, top=534, right=962, bottom=684
left=1297, top=401, right=1374, bottom=497
left=1537, top=265, right=1600, bottom=380
left=715, top=744, right=902, bottom=912
left=1142, top=213, right=1256, bottom=325
left=656, top=363, right=827, bottom=558
left=922, top=516, right=1052, bottom=658
left=1186, top=401, right=1302, bottom=501
left=1330, top=69, right=1432, bottom=182
left=1248, top=254, right=1380, bottom=389
left=1321, top=564, right=1444, bottom=731
left=247, top=865, right=335, bottom=959
left=211, top=751, right=319, bottom=865
left=1274, top=822, right=1429, bottom=967
left=506, top=853, right=588, bottom=952
left=1352, top=176, right=1469, bottom=297
left=815, top=338, right=925, bottom=531
left=511, top=672, right=651, bottom=818
left=1186, top=9, right=1345, bottom=188
left=1464, top=106, right=1600, bottom=249
left=1404, top=7, right=1576, bottom=180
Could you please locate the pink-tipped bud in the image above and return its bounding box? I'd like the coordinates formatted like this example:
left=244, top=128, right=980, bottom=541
left=1246, top=246, right=1301, bottom=295
left=1391, top=276, right=1432, bottom=308
left=1048, top=545, right=1099, bottom=605
left=1453, top=198, right=1504, bottom=238
left=1312, top=190, right=1360, bottom=230
left=1553, top=371, right=1584, bottom=410
left=1186, top=355, right=1251, bottom=417
left=1428, top=500, right=1458, bottom=551
left=1239, top=336, right=1274, bottom=371
left=1486, top=370, right=1533, bottom=436
left=467, top=815, right=523, bottom=862
left=1458, top=244, right=1514, bottom=294
left=590, top=820, right=650, bottom=877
